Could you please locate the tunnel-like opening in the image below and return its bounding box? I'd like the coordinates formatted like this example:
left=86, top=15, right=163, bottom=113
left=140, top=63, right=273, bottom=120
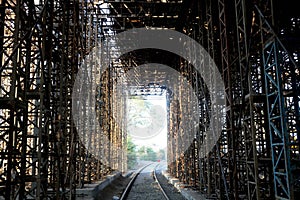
left=72, top=33, right=219, bottom=190
left=93, top=51, right=210, bottom=173
left=126, top=85, right=168, bottom=169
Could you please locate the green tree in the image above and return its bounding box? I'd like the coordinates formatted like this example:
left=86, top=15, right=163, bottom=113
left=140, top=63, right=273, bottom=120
left=157, top=149, right=166, bottom=161
left=137, top=146, right=157, bottom=162
left=127, top=137, right=137, bottom=169
left=146, top=147, right=157, bottom=161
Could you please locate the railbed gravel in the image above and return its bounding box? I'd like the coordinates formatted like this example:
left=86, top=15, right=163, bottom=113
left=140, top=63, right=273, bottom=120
left=127, top=164, right=166, bottom=200
left=155, top=170, right=186, bottom=200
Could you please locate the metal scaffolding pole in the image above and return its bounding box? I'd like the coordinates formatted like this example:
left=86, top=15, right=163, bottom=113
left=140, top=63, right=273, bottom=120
left=0, top=0, right=299, bottom=199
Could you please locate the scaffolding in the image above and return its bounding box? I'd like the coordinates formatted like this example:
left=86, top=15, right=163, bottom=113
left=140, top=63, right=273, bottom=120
left=0, top=0, right=299, bottom=199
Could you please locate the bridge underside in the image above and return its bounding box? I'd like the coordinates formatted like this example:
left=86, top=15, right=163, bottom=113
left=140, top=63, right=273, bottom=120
left=0, top=0, right=299, bottom=199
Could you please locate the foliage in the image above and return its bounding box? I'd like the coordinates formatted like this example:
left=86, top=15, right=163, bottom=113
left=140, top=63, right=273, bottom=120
left=127, top=136, right=137, bottom=169
left=156, top=149, right=166, bottom=161
left=137, top=146, right=158, bottom=162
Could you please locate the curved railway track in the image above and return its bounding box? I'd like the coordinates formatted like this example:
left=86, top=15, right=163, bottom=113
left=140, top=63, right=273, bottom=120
left=120, top=162, right=170, bottom=200
left=153, top=163, right=170, bottom=200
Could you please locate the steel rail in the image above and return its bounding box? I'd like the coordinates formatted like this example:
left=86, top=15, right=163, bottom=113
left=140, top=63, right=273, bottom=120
left=153, top=163, right=170, bottom=200
left=120, top=163, right=153, bottom=200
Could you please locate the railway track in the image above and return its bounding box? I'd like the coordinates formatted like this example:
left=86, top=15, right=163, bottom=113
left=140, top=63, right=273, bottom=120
left=153, top=163, right=170, bottom=200
left=120, top=162, right=170, bottom=200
